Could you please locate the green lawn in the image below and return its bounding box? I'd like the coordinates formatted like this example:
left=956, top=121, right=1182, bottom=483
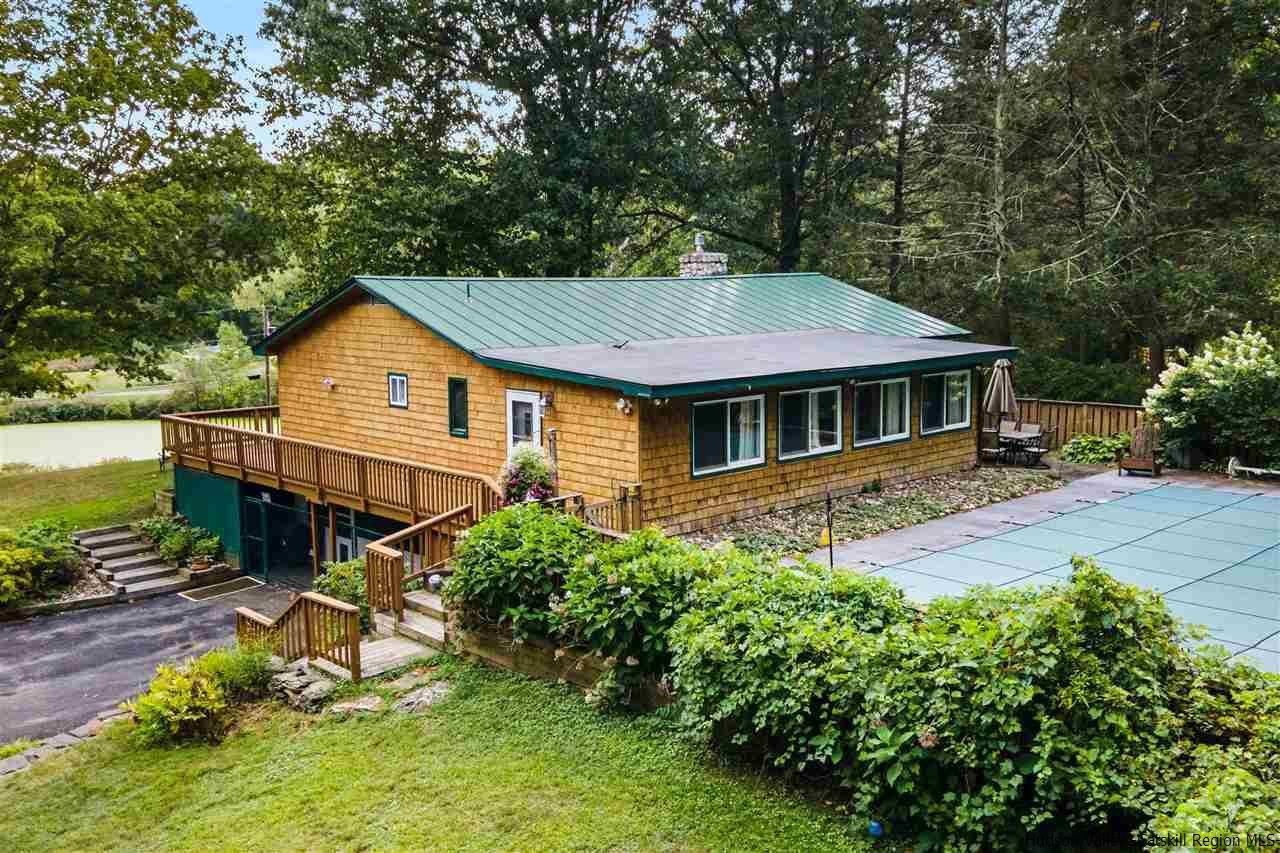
left=0, top=459, right=171, bottom=530
left=0, top=660, right=870, bottom=853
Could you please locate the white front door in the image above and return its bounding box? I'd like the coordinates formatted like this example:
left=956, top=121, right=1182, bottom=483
left=506, top=389, right=542, bottom=452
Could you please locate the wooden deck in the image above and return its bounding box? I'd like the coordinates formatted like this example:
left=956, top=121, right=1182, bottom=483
left=162, top=406, right=503, bottom=523
left=310, top=636, right=432, bottom=681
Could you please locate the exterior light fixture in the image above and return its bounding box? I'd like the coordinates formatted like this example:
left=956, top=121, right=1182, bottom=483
left=322, top=377, right=335, bottom=390
left=539, top=391, right=555, bottom=414
left=615, top=397, right=633, bottom=415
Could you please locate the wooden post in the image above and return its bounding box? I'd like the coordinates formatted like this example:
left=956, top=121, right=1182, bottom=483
left=235, top=431, right=246, bottom=479
left=347, top=608, right=362, bottom=683
left=327, top=504, right=337, bottom=563
left=273, top=438, right=283, bottom=489
left=309, top=501, right=321, bottom=578
left=302, top=598, right=313, bottom=660
left=358, top=457, right=369, bottom=511
left=408, top=471, right=419, bottom=523
left=313, top=445, right=325, bottom=503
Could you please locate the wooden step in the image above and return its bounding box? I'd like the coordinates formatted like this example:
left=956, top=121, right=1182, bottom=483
left=97, top=553, right=165, bottom=577
left=395, top=609, right=446, bottom=650
left=79, top=530, right=141, bottom=550
left=115, top=575, right=192, bottom=597
left=92, top=541, right=152, bottom=561
left=404, top=590, right=446, bottom=620
left=109, top=563, right=180, bottom=585
left=71, top=524, right=132, bottom=544
left=310, top=636, right=435, bottom=681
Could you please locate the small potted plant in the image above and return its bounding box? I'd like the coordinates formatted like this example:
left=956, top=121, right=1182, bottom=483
left=189, top=536, right=222, bottom=572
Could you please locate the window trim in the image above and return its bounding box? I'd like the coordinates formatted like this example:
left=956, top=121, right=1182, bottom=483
left=852, top=377, right=911, bottom=447
left=387, top=372, right=409, bottom=409
left=447, top=377, right=468, bottom=438
left=690, top=393, right=767, bottom=477
left=777, top=385, right=844, bottom=461
left=919, top=369, right=972, bottom=435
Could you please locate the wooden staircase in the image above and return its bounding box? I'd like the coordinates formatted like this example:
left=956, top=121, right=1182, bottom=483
left=73, top=525, right=238, bottom=597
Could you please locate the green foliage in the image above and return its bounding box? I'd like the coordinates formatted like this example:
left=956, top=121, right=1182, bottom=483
left=0, top=520, right=77, bottom=604
left=0, top=384, right=270, bottom=425
left=156, top=525, right=210, bottom=563
left=1013, top=353, right=1150, bottom=405
left=127, top=643, right=274, bottom=746
left=498, top=443, right=556, bottom=504
left=0, top=0, right=280, bottom=398
left=135, top=515, right=184, bottom=544
left=672, top=557, right=1280, bottom=850
left=1059, top=432, right=1131, bottom=464
left=315, top=558, right=370, bottom=633
left=444, top=504, right=596, bottom=641
left=558, top=530, right=734, bottom=696
left=0, top=547, right=36, bottom=606
left=191, top=536, right=223, bottom=560
left=670, top=560, right=914, bottom=770
left=1145, top=325, right=1280, bottom=467
left=0, top=459, right=171, bottom=532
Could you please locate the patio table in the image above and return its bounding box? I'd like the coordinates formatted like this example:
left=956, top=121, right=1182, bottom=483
left=999, top=431, right=1042, bottom=467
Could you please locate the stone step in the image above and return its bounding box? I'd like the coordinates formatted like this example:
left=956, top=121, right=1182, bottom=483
left=71, top=524, right=132, bottom=544
left=91, top=541, right=152, bottom=562
left=109, top=563, right=180, bottom=586
left=97, top=552, right=165, bottom=577
left=79, top=530, right=141, bottom=550
left=395, top=609, right=446, bottom=650
left=404, top=590, right=446, bottom=620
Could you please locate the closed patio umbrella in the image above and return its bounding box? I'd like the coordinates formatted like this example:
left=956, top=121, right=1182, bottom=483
left=983, top=358, right=1019, bottom=422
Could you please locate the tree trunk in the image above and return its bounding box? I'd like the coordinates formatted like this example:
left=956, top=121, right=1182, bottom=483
left=887, top=13, right=916, bottom=300
left=990, top=0, right=1013, bottom=346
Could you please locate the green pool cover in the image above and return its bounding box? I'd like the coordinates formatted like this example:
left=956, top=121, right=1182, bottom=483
left=868, top=484, right=1280, bottom=673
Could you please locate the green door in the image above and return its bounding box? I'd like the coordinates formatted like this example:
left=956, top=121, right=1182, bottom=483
left=241, top=496, right=269, bottom=580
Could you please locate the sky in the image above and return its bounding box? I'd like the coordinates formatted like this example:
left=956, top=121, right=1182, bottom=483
left=187, top=0, right=282, bottom=150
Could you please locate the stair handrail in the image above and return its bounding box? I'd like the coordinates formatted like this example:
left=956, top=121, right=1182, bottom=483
left=235, top=591, right=362, bottom=682
left=366, top=504, right=474, bottom=617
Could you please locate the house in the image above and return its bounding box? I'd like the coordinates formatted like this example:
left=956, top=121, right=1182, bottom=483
left=163, top=240, right=1015, bottom=584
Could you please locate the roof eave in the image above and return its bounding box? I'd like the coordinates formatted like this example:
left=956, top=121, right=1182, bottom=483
left=481, top=347, right=1018, bottom=400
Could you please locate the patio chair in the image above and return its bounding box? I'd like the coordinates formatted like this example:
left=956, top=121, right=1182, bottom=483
left=1118, top=422, right=1162, bottom=477
left=980, top=428, right=1005, bottom=465
left=1022, top=428, right=1052, bottom=469
left=999, top=419, right=1019, bottom=435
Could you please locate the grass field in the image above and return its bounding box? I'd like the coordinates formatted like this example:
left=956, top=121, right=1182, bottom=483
left=0, top=659, right=870, bottom=853
left=0, top=459, right=171, bottom=531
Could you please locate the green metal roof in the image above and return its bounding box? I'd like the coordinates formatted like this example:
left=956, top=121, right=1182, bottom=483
left=257, top=274, right=983, bottom=393
left=260, top=273, right=968, bottom=355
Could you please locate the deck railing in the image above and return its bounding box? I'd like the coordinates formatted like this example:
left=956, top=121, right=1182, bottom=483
left=161, top=407, right=503, bottom=523
left=236, top=591, right=362, bottom=681
left=366, top=505, right=474, bottom=617
left=582, top=483, right=644, bottom=537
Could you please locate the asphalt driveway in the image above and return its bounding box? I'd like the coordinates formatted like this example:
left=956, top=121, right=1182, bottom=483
left=0, top=583, right=295, bottom=742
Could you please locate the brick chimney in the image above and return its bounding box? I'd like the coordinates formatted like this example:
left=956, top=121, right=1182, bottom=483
left=679, top=233, right=728, bottom=277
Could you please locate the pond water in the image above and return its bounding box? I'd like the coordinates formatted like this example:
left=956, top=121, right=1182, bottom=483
left=0, top=420, right=162, bottom=468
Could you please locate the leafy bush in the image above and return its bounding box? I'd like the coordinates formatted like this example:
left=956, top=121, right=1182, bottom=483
left=1059, top=431, right=1130, bottom=464
left=444, top=503, right=595, bottom=641
left=497, top=443, right=555, bottom=504
left=1014, top=351, right=1149, bottom=404
left=1145, top=324, right=1280, bottom=467
left=672, top=557, right=1280, bottom=850
left=670, top=560, right=914, bottom=770
left=558, top=530, right=734, bottom=699
left=135, top=515, right=184, bottom=544
left=315, top=558, right=370, bottom=633
left=127, top=643, right=273, bottom=745
left=191, top=535, right=223, bottom=560
left=0, top=548, right=37, bottom=606
left=157, top=525, right=201, bottom=562
left=0, top=521, right=78, bottom=604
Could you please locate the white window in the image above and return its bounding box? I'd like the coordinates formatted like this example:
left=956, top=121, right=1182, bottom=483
left=692, top=394, right=765, bottom=475
left=506, top=389, right=542, bottom=451
left=854, top=378, right=910, bottom=445
left=920, top=370, right=971, bottom=434
left=388, top=372, right=408, bottom=408
left=778, top=386, right=842, bottom=459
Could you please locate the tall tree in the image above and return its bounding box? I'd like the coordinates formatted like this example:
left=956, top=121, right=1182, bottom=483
left=262, top=0, right=681, bottom=285
left=644, top=0, right=900, bottom=273
left=0, top=0, right=279, bottom=397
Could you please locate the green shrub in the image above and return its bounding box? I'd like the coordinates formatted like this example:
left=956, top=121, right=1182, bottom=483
left=191, top=535, right=222, bottom=560
left=559, top=530, right=733, bottom=698
left=127, top=644, right=274, bottom=745
left=0, top=547, right=37, bottom=606
left=135, top=515, right=184, bottom=544
left=672, top=557, right=1280, bottom=850
left=0, top=521, right=77, bottom=598
left=1059, top=432, right=1130, bottom=464
left=444, top=503, right=595, bottom=641
left=1145, top=324, right=1280, bottom=467
left=315, top=558, right=370, bottom=633
left=128, top=662, right=229, bottom=745
left=498, top=443, right=555, bottom=504
left=670, top=560, right=914, bottom=770
left=158, top=526, right=204, bottom=562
